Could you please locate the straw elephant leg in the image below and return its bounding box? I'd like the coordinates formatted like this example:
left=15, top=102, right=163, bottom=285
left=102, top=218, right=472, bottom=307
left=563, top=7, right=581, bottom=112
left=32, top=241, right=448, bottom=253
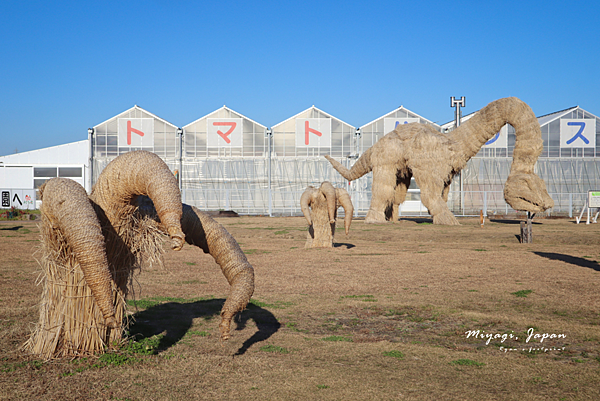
left=392, top=173, right=412, bottom=221
left=365, top=166, right=397, bottom=223
left=414, top=170, right=460, bottom=226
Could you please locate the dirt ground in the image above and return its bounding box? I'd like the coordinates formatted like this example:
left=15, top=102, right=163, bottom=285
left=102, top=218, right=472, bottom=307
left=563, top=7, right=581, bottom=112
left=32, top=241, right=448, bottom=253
left=1, top=215, right=600, bottom=400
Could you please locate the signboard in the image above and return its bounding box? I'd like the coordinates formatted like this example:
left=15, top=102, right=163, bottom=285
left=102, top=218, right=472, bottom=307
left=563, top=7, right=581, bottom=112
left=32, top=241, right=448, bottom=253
left=384, top=118, right=420, bottom=134
left=0, top=189, right=35, bottom=210
left=560, top=119, right=596, bottom=148
left=482, top=125, right=508, bottom=148
left=589, top=191, right=600, bottom=208
left=118, top=118, right=154, bottom=147
left=207, top=118, right=243, bottom=147
left=295, top=118, right=332, bottom=148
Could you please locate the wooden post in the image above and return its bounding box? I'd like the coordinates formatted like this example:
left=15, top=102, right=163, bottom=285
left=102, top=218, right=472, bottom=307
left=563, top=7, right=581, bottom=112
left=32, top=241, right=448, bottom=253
left=520, top=212, right=534, bottom=243
left=480, top=210, right=484, bottom=227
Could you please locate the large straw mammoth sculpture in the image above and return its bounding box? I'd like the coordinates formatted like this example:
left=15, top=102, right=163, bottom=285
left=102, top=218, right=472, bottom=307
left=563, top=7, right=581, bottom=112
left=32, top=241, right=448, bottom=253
left=26, top=151, right=254, bottom=358
left=326, top=97, right=554, bottom=225
left=301, top=181, right=353, bottom=248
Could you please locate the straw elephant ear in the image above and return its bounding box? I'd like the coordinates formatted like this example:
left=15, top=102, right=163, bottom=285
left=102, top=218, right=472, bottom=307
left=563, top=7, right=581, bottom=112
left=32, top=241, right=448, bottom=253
left=335, top=187, right=354, bottom=235
left=180, top=204, right=255, bottom=341
left=39, top=178, right=118, bottom=328
left=319, top=181, right=337, bottom=224
left=90, top=150, right=185, bottom=251
left=300, top=187, right=318, bottom=226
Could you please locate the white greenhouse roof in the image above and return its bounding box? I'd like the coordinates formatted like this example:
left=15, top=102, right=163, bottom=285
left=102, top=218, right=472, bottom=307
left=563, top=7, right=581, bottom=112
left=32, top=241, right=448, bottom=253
left=0, top=140, right=89, bottom=165
left=93, top=105, right=178, bottom=129
left=272, top=105, right=355, bottom=129
left=183, top=105, right=266, bottom=129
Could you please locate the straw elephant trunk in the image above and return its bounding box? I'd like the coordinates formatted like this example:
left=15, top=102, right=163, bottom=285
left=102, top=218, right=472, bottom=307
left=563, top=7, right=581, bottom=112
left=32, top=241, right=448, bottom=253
left=180, top=205, right=254, bottom=341
left=90, top=150, right=185, bottom=251
left=38, top=178, right=117, bottom=328
left=324, top=148, right=373, bottom=182
left=449, top=97, right=553, bottom=213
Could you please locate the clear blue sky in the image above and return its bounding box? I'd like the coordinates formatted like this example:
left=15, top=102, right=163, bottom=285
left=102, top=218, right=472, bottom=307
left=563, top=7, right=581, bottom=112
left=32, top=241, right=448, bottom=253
left=1, top=0, right=599, bottom=155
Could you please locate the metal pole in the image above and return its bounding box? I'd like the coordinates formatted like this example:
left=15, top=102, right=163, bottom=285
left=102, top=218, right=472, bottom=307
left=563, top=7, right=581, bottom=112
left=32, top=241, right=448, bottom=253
left=87, top=128, right=94, bottom=194
left=266, top=128, right=273, bottom=217
left=177, top=128, right=183, bottom=191
left=451, top=97, right=466, bottom=215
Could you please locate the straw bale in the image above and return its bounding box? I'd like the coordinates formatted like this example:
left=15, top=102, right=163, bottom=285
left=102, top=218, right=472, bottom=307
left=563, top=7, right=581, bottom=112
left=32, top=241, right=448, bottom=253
left=180, top=204, right=254, bottom=341
left=24, top=178, right=122, bottom=359
left=326, top=97, right=554, bottom=224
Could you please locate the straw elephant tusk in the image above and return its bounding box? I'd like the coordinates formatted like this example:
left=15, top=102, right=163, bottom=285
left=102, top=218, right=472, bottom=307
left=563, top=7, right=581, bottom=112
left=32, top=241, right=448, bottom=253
left=38, top=178, right=118, bottom=329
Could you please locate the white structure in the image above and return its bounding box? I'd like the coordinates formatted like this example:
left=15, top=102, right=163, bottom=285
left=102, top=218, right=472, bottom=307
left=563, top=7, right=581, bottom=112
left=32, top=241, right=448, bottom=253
left=0, top=140, right=89, bottom=209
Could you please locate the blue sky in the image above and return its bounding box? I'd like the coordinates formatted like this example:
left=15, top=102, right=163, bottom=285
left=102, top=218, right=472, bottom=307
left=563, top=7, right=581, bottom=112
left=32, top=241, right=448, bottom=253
left=1, top=0, right=599, bottom=155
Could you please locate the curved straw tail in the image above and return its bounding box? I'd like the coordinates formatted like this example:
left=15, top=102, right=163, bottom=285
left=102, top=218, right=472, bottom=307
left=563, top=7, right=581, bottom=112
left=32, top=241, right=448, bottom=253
left=180, top=205, right=255, bottom=341
left=336, top=188, right=354, bottom=235
left=91, top=150, right=185, bottom=250
left=300, top=187, right=317, bottom=225
left=319, top=181, right=337, bottom=223
left=39, top=178, right=117, bottom=328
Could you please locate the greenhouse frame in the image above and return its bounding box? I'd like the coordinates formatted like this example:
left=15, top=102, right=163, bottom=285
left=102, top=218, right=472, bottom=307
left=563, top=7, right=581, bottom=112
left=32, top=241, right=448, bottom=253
left=83, top=103, right=600, bottom=219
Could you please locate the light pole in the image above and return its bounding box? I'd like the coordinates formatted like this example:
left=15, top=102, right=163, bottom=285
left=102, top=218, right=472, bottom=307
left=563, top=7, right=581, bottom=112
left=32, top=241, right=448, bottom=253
left=265, top=128, right=273, bottom=217
left=450, top=96, right=466, bottom=215
left=87, top=127, right=94, bottom=193
left=176, top=127, right=183, bottom=191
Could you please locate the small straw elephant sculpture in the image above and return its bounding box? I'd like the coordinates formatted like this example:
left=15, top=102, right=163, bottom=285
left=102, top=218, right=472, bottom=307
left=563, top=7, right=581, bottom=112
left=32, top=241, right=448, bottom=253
left=300, top=181, right=353, bottom=248
left=26, top=150, right=254, bottom=359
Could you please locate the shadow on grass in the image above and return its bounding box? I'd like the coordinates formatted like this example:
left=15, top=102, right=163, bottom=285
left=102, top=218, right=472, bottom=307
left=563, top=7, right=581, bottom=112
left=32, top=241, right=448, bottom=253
left=489, top=219, right=541, bottom=225
left=534, top=252, right=600, bottom=272
left=334, top=243, right=356, bottom=249
left=128, top=298, right=280, bottom=355
left=0, top=225, right=23, bottom=231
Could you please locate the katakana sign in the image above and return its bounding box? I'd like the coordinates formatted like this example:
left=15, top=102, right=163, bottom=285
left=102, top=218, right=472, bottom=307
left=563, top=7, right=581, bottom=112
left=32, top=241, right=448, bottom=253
left=483, top=125, right=508, bottom=148
left=560, top=119, right=596, bottom=148
left=207, top=118, right=243, bottom=147
left=118, top=118, right=155, bottom=148
left=295, top=118, right=332, bottom=148
left=384, top=118, right=420, bottom=134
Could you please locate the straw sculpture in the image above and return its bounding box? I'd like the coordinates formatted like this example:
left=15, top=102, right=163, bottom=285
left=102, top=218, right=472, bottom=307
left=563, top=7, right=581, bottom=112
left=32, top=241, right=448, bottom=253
left=26, top=150, right=254, bottom=358
left=180, top=205, right=254, bottom=340
left=325, top=97, right=554, bottom=225
left=300, top=181, right=353, bottom=248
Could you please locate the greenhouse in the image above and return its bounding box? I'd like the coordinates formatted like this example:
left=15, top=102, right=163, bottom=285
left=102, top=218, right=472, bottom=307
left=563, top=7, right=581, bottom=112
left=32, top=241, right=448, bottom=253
left=5, top=101, right=599, bottom=219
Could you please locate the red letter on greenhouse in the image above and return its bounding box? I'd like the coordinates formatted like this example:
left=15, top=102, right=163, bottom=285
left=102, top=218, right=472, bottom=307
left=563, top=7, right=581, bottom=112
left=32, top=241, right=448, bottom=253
left=127, top=120, right=145, bottom=145
left=305, top=120, right=322, bottom=145
left=213, top=122, right=237, bottom=144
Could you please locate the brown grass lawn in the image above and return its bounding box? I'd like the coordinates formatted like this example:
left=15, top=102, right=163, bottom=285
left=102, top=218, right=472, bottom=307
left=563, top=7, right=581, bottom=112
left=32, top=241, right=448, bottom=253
left=1, top=216, right=600, bottom=400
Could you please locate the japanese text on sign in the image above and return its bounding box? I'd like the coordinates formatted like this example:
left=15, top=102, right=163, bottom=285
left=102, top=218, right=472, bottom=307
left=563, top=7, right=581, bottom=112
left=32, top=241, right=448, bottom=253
left=295, top=118, right=332, bottom=148
left=118, top=118, right=155, bottom=148
left=384, top=118, right=419, bottom=134
left=560, top=119, right=596, bottom=148
left=207, top=118, right=243, bottom=147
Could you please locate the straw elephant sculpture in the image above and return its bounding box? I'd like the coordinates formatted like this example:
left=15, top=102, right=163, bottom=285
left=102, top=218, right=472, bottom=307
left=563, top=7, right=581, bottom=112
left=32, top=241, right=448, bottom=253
left=26, top=150, right=254, bottom=358
left=300, top=181, right=353, bottom=248
left=326, top=97, right=554, bottom=225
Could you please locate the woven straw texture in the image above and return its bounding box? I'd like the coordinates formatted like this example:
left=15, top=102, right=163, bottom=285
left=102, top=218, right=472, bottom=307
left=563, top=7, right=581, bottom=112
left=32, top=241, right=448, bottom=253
left=181, top=204, right=254, bottom=340
left=326, top=97, right=553, bottom=225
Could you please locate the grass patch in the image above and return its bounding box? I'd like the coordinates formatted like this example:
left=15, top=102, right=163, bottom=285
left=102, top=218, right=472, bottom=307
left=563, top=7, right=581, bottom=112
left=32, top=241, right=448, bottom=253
left=383, top=350, right=404, bottom=359
left=322, top=335, right=353, bottom=342
left=249, top=299, right=293, bottom=309
left=341, top=295, right=376, bottom=302
left=126, top=296, right=212, bottom=309
left=316, top=384, right=329, bottom=389
left=511, top=290, right=533, bottom=298
left=451, top=359, right=485, bottom=367
left=260, top=345, right=289, bottom=354
left=243, top=249, right=271, bottom=255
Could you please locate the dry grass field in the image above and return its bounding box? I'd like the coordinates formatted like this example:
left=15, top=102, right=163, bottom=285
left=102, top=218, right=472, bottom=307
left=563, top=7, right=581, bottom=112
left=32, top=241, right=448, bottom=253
left=1, top=215, right=600, bottom=400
